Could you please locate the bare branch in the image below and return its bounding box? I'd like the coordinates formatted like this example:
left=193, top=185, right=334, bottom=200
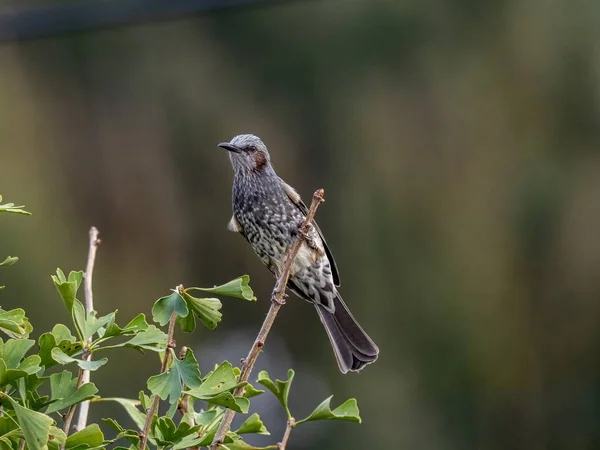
left=210, top=189, right=325, bottom=450
left=61, top=227, right=100, bottom=446
left=75, top=226, right=101, bottom=431
left=139, top=308, right=179, bottom=450
left=278, top=418, right=295, bottom=450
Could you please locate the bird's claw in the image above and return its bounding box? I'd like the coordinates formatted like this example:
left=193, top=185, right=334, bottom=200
left=299, top=224, right=319, bottom=249
left=272, top=292, right=288, bottom=305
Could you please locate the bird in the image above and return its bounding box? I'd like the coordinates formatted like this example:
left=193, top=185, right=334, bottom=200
left=218, top=134, right=379, bottom=373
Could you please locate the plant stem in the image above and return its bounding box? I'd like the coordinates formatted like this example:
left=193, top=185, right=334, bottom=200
left=61, top=364, right=87, bottom=446
left=140, top=310, right=178, bottom=450
left=278, top=417, right=295, bottom=450
left=209, top=189, right=325, bottom=450
left=60, top=227, right=101, bottom=447
left=75, top=226, right=100, bottom=431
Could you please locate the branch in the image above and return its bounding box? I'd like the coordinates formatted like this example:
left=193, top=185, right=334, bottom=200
left=75, top=226, right=101, bottom=432
left=61, top=363, right=87, bottom=445
left=61, top=227, right=100, bottom=445
left=210, top=189, right=325, bottom=450
left=278, top=418, right=295, bottom=450
left=139, top=308, right=179, bottom=450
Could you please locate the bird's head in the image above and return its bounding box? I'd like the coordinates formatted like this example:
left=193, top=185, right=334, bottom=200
left=218, top=134, right=272, bottom=174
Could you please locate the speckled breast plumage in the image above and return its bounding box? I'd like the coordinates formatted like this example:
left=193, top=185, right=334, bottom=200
left=232, top=172, right=337, bottom=311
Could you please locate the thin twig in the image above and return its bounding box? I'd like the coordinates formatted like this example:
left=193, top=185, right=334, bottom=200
left=139, top=309, right=179, bottom=450
left=75, top=226, right=100, bottom=431
left=17, top=439, right=25, bottom=450
left=210, top=189, right=325, bottom=450
left=278, top=417, right=295, bottom=450
left=61, top=227, right=100, bottom=446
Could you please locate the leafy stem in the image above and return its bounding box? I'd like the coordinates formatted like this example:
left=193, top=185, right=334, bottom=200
left=140, top=308, right=179, bottom=450
left=60, top=359, right=87, bottom=444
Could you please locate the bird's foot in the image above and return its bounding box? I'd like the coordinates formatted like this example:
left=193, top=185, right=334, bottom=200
left=299, top=224, right=319, bottom=249
left=272, top=292, right=288, bottom=305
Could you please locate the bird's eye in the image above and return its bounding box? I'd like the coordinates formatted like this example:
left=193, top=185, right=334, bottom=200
left=248, top=145, right=257, bottom=152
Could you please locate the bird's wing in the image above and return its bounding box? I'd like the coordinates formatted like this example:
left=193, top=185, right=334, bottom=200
left=280, top=178, right=341, bottom=286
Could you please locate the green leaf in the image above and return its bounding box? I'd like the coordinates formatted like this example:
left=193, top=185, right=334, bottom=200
left=99, top=398, right=146, bottom=431
left=138, top=391, right=152, bottom=411
left=152, top=290, right=188, bottom=326
left=38, top=324, right=81, bottom=368
left=181, top=292, right=222, bottom=330
left=0, top=196, right=31, bottom=215
left=153, top=417, right=201, bottom=447
left=45, top=371, right=98, bottom=414
left=186, top=275, right=256, bottom=301
left=18, top=355, right=41, bottom=374
left=98, top=313, right=149, bottom=340
left=147, top=348, right=201, bottom=404
left=0, top=256, right=18, bottom=267
left=196, top=411, right=223, bottom=447
left=50, top=348, right=107, bottom=371
left=176, top=310, right=196, bottom=333
left=172, top=436, right=205, bottom=450
left=221, top=435, right=277, bottom=450
left=186, top=361, right=242, bottom=398
left=0, top=339, right=41, bottom=387
left=176, top=348, right=202, bottom=389
left=73, top=306, right=115, bottom=343
left=205, top=392, right=250, bottom=414
left=0, top=309, right=32, bottom=339
left=8, top=397, right=53, bottom=450
left=295, top=396, right=361, bottom=425
left=242, top=383, right=265, bottom=399
left=257, top=369, right=294, bottom=418
left=17, top=374, right=45, bottom=408
left=0, top=338, right=35, bottom=368
left=186, top=362, right=249, bottom=413
left=194, top=408, right=222, bottom=426
left=101, top=418, right=140, bottom=446
left=65, top=424, right=104, bottom=449
left=51, top=269, right=83, bottom=313
left=0, top=416, right=21, bottom=449
left=0, top=360, right=28, bottom=388
left=47, top=426, right=67, bottom=450
left=95, top=325, right=167, bottom=353
left=235, top=413, right=269, bottom=435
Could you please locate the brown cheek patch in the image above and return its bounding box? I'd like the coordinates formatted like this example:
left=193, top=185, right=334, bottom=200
left=253, top=152, right=267, bottom=172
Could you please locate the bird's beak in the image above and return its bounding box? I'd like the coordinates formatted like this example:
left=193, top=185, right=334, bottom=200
left=218, top=142, right=241, bottom=153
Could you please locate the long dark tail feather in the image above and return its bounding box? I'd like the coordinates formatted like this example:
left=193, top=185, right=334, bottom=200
left=315, top=293, right=379, bottom=374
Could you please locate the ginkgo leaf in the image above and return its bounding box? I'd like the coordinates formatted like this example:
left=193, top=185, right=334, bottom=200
left=257, top=369, right=294, bottom=418
left=295, top=396, right=361, bottom=425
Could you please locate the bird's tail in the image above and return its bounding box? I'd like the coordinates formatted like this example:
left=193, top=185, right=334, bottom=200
left=315, top=293, right=379, bottom=373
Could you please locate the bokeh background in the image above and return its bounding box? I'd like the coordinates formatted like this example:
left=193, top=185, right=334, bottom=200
left=2, top=0, right=600, bottom=448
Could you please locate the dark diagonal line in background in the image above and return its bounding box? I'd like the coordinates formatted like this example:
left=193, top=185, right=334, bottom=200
left=0, top=0, right=299, bottom=43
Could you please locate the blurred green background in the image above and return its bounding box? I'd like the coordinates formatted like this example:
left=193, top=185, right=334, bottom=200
left=2, top=0, right=600, bottom=448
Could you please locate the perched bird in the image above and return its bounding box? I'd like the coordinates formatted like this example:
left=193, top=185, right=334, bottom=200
left=218, top=134, right=379, bottom=373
